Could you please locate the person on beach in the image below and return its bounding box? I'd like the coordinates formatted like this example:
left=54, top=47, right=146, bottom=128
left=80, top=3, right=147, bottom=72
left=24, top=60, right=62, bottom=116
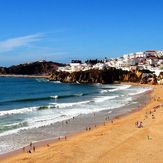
left=135, top=121, right=143, bottom=128
left=147, top=135, right=152, bottom=140
left=30, top=142, right=32, bottom=147
left=140, top=121, right=143, bottom=128
left=137, top=121, right=143, bottom=128
left=152, top=114, right=155, bottom=119
left=135, top=121, right=138, bottom=127
left=33, top=146, right=35, bottom=152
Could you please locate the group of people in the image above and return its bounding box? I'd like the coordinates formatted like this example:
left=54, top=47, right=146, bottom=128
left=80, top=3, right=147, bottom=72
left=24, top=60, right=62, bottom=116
left=22, top=112, right=114, bottom=154
left=135, top=121, right=143, bottom=128
left=152, top=95, right=161, bottom=102
left=85, top=114, right=113, bottom=132
left=135, top=98, right=162, bottom=131
left=23, top=142, right=35, bottom=153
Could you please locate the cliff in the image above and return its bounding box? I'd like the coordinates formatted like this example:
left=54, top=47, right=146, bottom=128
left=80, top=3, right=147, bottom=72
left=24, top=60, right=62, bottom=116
left=50, top=68, right=148, bottom=84
left=50, top=68, right=157, bottom=84
left=0, top=61, right=65, bottom=75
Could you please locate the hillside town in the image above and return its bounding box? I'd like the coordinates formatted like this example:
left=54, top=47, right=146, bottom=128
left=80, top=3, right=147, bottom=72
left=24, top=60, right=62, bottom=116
left=58, top=50, right=163, bottom=77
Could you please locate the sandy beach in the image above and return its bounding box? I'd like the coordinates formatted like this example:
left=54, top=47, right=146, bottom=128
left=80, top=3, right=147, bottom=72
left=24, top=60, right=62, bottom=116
left=1, top=84, right=163, bottom=163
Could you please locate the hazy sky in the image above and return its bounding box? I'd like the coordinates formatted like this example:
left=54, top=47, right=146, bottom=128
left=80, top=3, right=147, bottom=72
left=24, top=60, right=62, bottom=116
left=0, top=0, right=163, bottom=66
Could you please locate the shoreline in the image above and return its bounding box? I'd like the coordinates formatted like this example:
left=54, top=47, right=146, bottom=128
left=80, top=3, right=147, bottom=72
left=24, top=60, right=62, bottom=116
left=0, top=96, right=148, bottom=158
left=0, top=84, right=153, bottom=162
left=0, top=74, right=49, bottom=79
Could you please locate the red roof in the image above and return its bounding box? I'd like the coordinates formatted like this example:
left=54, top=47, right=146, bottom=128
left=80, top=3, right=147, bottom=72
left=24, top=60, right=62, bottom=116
left=145, top=50, right=156, bottom=52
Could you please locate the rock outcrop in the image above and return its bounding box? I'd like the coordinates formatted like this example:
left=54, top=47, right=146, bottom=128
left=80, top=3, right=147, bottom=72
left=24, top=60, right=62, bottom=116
left=140, top=73, right=157, bottom=85
left=50, top=68, right=157, bottom=84
left=50, top=69, right=122, bottom=84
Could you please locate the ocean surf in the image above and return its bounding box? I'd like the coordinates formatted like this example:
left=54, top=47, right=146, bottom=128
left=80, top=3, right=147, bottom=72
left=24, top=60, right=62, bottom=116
left=0, top=77, right=152, bottom=154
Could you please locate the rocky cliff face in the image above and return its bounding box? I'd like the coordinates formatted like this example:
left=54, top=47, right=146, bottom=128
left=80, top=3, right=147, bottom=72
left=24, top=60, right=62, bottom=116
left=0, top=61, right=65, bottom=75
left=140, top=73, right=157, bottom=85
left=50, top=69, right=119, bottom=84
left=50, top=68, right=157, bottom=84
left=50, top=68, right=146, bottom=84
left=0, top=67, right=7, bottom=74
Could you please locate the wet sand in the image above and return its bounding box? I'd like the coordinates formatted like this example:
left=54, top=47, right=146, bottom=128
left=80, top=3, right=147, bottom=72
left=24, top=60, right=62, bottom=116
left=2, top=84, right=163, bottom=163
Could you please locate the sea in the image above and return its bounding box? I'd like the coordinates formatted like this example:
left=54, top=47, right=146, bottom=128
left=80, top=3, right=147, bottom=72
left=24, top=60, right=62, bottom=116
left=0, top=77, right=152, bottom=154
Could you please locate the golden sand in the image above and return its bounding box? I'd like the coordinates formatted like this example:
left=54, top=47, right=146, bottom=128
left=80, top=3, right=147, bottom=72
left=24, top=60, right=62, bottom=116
left=2, top=85, right=163, bottom=163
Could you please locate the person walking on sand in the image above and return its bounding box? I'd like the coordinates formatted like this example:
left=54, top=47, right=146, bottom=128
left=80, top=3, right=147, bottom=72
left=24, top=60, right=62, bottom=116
left=140, top=121, right=143, bottom=128
left=147, top=135, right=152, bottom=140
left=33, top=146, right=35, bottom=152
left=137, top=121, right=143, bottom=128
left=30, top=142, right=32, bottom=147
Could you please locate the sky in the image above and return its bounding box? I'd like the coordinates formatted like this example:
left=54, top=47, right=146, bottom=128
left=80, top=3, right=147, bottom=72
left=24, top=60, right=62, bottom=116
left=0, top=0, right=163, bottom=66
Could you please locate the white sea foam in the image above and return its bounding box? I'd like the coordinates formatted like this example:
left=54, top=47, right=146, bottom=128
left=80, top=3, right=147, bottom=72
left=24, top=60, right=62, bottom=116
left=50, top=100, right=90, bottom=109
left=0, top=106, right=38, bottom=117
left=3, top=121, right=27, bottom=128
left=0, top=94, right=122, bottom=117
left=109, top=85, right=131, bottom=92
left=51, top=95, right=58, bottom=99
left=93, top=95, right=119, bottom=103
left=51, top=81, right=61, bottom=84
left=129, top=88, right=152, bottom=96
left=0, top=100, right=90, bottom=117
left=0, top=100, right=120, bottom=137
left=100, top=90, right=108, bottom=93
left=36, top=78, right=49, bottom=83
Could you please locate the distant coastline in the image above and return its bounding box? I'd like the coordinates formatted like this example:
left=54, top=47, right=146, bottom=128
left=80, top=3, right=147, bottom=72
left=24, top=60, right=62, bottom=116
left=0, top=74, right=49, bottom=79
left=0, top=60, right=160, bottom=85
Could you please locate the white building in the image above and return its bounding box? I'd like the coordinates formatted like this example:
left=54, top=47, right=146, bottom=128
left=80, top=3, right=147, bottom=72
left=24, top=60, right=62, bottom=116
left=144, top=50, right=157, bottom=58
